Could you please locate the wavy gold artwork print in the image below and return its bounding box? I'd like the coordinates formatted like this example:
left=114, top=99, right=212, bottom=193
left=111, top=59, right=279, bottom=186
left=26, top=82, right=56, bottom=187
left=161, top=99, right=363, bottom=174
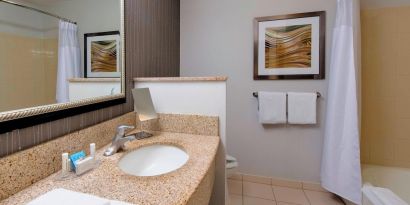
left=91, top=40, right=117, bottom=72
left=265, top=24, right=312, bottom=69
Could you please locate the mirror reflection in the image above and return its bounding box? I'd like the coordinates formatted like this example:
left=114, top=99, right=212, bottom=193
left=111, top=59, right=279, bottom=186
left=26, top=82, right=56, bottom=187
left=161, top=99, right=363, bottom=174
left=0, top=0, right=122, bottom=113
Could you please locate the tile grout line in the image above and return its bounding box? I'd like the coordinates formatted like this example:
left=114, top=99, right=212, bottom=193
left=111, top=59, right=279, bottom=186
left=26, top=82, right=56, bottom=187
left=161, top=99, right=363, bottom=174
left=234, top=174, right=327, bottom=190
left=230, top=176, right=340, bottom=205
left=243, top=194, right=277, bottom=201
left=302, top=189, right=312, bottom=205
left=273, top=184, right=306, bottom=205
left=275, top=201, right=300, bottom=205
left=242, top=180, right=276, bottom=202
left=271, top=183, right=277, bottom=203
left=241, top=178, right=244, bottom=205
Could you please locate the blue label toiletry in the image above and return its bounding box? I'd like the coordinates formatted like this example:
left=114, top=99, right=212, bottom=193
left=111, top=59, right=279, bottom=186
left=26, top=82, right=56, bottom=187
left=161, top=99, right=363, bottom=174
left=69, top=151, right=86, bottom=169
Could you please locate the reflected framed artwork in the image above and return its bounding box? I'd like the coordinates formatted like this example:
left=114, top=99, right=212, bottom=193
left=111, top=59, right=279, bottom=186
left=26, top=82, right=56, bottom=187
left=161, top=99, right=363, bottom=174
left=85, top=31, right=121, bottom=78
left=254, top=11, right=326, bottom=80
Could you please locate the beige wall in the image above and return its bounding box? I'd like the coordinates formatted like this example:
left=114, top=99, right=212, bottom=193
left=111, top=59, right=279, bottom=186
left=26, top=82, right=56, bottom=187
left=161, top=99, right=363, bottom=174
left=361, top=6, right=410, bottom=167
left=361, top=0, right=410, bottom=9
left=0, top=1, right=58, bottom=112
left=181, top=0, right=337, bottom=182
left=43, top=38, right=58, bottom=104
left=0, top=33, right=57, bottom=112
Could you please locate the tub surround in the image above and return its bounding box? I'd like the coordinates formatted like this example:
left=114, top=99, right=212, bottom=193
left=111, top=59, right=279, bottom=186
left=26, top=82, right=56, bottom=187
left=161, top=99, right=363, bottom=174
left=0, top=113, right=220, bottom=205
left=361, top=6, right=410, bottom=168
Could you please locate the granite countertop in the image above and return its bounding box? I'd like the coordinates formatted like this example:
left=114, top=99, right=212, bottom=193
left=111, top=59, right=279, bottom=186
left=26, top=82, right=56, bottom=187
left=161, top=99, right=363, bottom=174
left=133, top=76, right=228, bottom=82
left=0, top=131, right=219, bottom=205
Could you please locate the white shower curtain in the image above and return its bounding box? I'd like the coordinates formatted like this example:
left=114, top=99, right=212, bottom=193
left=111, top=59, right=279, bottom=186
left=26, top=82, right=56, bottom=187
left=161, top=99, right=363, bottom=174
left=321, top=0, right=362, bottom=204
left=56, top=20, right=81, bottom=103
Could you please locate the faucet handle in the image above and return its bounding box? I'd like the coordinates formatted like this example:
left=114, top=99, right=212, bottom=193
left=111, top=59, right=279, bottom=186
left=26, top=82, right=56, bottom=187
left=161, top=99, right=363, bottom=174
left=116, top=125, right=135, bottom=136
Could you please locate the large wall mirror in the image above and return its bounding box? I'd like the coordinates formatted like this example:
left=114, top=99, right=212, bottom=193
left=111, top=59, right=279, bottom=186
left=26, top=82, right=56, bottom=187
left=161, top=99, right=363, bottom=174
left=0, top=0, right=125, bottom=133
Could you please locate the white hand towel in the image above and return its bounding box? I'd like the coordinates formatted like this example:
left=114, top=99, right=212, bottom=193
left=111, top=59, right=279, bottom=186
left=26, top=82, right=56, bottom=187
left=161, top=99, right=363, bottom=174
left=258, top=92, right=287, bottom=124
left=27, top=189, right=110, bottom=205
left=287, top=92, right=317, bottom=124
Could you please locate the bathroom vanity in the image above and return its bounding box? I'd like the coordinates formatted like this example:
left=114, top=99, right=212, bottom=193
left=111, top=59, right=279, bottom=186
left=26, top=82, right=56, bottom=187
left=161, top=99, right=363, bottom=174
left=0, top=113, right=220, bottom=205
left=0, top=0, right=223, bottom=203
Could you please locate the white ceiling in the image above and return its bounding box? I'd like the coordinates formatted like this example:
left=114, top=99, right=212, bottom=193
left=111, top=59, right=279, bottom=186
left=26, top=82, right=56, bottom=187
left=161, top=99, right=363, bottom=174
left=361, top=0, right=410, bottom=9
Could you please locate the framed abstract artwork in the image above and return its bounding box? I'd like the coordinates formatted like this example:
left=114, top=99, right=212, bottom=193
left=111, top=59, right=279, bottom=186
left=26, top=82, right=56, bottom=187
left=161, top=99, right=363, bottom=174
left=254, top=11, right=326, bottom=80
left=84, top=31, right=121, bottom=78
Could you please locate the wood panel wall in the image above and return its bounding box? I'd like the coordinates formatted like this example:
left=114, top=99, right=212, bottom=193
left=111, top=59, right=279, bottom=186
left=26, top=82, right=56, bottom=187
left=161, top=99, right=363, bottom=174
left=0, top=0, right=180, bottom=158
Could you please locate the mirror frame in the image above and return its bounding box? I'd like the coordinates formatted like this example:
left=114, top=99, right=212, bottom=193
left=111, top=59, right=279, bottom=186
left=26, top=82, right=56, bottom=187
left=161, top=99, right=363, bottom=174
left=0, top=0, right=126, bottom=134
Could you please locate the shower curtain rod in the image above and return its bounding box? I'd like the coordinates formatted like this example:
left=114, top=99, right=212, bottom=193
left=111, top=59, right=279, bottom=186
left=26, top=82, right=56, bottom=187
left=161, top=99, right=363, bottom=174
left=0, top=0, right=77, bottom=24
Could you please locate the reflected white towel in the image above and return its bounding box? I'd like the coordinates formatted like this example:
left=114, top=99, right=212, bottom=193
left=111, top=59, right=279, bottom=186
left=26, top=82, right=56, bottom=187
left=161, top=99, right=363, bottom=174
left=258, top=92, right=287, bottom=124
left=287, top=92, right=317, bottom=124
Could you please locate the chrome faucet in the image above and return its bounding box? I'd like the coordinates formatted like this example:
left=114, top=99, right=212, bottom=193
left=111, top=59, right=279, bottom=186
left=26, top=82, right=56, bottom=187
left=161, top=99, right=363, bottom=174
left=104, top=125, right=136, bottom=156
left=104, top=125, right=154, bottom=156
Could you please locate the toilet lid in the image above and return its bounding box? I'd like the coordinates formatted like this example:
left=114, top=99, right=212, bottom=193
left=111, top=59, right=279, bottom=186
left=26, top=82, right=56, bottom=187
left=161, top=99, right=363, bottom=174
left=226, top=155, right=237, bottom=162
left=227, top=161, right=238, bottom=169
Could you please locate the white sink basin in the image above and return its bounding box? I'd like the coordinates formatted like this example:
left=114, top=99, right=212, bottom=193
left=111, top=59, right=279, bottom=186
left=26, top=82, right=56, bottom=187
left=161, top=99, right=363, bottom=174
left=118, top=144, right=189, bottom=177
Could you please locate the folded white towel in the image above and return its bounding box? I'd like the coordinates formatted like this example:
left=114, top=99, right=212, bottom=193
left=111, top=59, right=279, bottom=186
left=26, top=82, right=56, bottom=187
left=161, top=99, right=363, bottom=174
left=287, top=92, right=317, bottom=124
left=27, top=189, right=134, bottom=205
left=258, top=92, right=287, bottom=124
left=27, top=189, right=109, bottom=205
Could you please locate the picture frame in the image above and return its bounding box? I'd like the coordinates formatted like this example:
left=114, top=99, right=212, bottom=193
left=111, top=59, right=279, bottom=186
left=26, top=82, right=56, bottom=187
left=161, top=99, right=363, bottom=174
left=254, top=11, right=326, bottom=80
left=84, top=31, right=121, bottom=78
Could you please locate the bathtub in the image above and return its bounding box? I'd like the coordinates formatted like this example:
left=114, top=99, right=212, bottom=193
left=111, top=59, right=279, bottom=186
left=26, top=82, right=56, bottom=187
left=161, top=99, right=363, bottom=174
left=362, top=164, right=410, bottom=205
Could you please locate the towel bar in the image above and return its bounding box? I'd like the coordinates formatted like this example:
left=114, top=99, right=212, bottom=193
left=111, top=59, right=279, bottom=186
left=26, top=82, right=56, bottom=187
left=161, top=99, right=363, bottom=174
left=253, top=92, right=322, bottom=98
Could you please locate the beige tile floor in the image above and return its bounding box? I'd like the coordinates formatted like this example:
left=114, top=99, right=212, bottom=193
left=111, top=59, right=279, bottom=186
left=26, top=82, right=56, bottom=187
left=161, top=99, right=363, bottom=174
left=228, top=178, right=345, bottom=205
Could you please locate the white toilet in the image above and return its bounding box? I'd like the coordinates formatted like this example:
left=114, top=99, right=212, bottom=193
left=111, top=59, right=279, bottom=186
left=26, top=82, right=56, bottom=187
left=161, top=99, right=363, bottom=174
left=226, top=155, right=238, bottom=177
left=226, top=155, right=239, bottom=205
